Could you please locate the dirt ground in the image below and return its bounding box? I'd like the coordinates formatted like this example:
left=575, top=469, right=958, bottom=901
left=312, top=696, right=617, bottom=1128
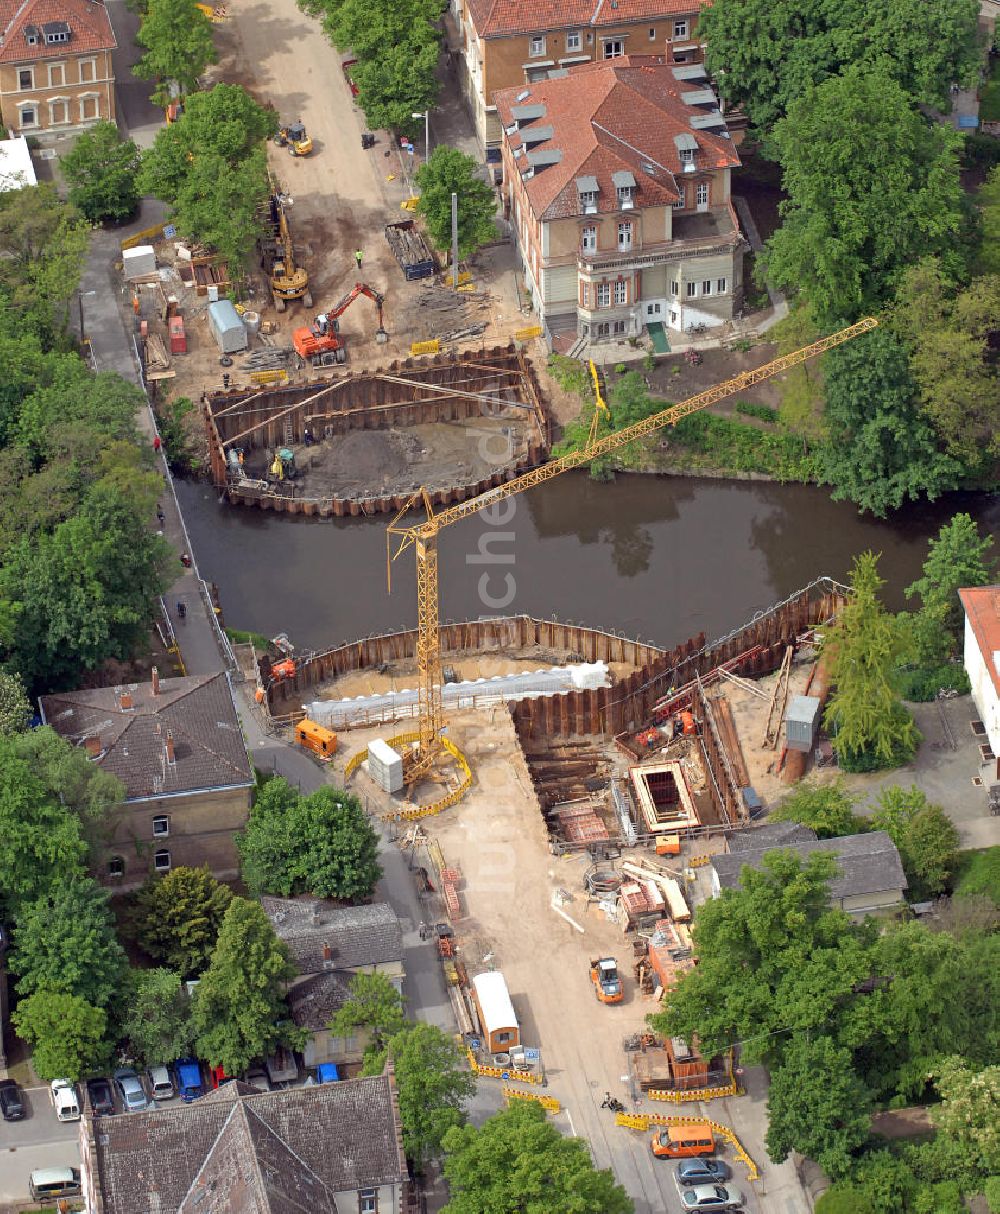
left=644, top=339, right=783, bottom=417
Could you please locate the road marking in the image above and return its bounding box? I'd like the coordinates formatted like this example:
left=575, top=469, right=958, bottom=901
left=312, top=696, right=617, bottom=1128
left=565, top=1108, right=577, bottom=1137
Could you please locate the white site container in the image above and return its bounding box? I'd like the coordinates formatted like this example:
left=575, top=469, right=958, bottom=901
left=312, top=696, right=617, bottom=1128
left=368, top=738, right=404, bottom=793
left=123, top=244, right=156, bottom=279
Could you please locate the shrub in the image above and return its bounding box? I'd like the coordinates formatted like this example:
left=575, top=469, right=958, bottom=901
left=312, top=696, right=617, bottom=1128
left=953, top=847, right=1000, bottom=904
left=984, top=1175, right=1000, bottom=1212
left=894, top=662, right=970, bottom=702
left=669, top=412, right=816, bottom=480
left=735, top=401, right=779, bottom=423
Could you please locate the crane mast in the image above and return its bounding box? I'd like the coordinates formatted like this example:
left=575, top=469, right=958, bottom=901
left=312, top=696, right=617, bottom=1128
left=387, top=317, right=877, bottom=784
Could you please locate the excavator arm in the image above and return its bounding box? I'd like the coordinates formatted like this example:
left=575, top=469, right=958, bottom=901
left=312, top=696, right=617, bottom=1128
left=328, top=282, right=388, bottom=340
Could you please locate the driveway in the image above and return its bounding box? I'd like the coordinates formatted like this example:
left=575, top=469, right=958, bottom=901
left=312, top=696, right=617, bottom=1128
left=107, top=0, right=164, bottom=147
left=0, top=1086, right=80, bottom=1204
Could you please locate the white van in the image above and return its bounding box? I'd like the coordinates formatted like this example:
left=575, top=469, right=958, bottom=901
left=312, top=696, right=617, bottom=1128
left=148, top=1064, right=175, bottom=1101
left=29, top=1166, right=82, bottom=1200
left=50, top=1079, right=81, bottom=1122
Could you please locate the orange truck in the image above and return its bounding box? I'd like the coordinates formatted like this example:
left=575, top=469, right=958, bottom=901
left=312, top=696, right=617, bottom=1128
left=590, top=957, right=623, bottom=1004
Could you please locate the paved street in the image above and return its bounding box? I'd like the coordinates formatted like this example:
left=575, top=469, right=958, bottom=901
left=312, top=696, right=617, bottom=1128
left=0, top=1086, right=80, bottom=1205
left=107, top=0, right=164, bottom=148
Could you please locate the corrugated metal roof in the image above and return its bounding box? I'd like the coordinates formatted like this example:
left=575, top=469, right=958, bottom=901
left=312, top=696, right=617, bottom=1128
left=472, top=972, right=518, bottom=1035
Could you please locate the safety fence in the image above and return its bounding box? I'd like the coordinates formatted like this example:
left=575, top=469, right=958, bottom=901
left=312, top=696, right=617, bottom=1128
left=616, top=1112, right=759, bottom=1182
left=647, top=1078, right=740, bottom=1103
left=502, top=1086, right=560, bottom=1113
left=344, top=733, right=473, bottom=820
left=466, top=1048, right=545, bottom=1086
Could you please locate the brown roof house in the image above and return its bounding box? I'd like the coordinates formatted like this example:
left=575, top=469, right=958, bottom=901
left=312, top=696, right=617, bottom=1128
left=263, top=898, right=405, bottom=1071
left=82, top=1072, right=410, bottom=1214
left=0, top=0, right=115, bottom=136
left=495, top=55, right=745, bottom=352
left=448, top=0, right=708, bottom=153
left=960, top=585, right=1000, bottom=774
left=40, top=669, right=255, bottom=890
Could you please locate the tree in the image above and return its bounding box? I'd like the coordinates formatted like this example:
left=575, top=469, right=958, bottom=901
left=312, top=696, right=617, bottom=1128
left=237, top=779, right=381, bottom=901
left=442, top=1101, right=633, bottom=1214
left=870, top=785, right=960, bottom=897
left=351, top=39, right=440, bottom=134
left=979, top=165, right=1000, bottom=276
left=930, top=1059, right=1000, bottom=1175
left=12, top=990, right=109, bottom=1082
left=120, top=968, right=194, bottom=1067
left=815, top=1187, right=877, bottom=1214
left=818, top=328, right=959, bottom=516
left=700, top=0, right=981, bottom=132
left=129, top=865, right=233, bottom=977
left=766, top=1035, right=871, bottom=1178
left=763, top=66, right=965, bottom=323
left=823, top=552, right=919, bottom=772
left=191, top=897, right=299, bottom=1075
left=12, top=725, right=123, bottom=821
left=0, top=670, right=30, bottom=735
left=61, top=122, right=141, bottom=224
left=416, top=147, right=497, bottom=260
left=329, top=972, right=406, bottom=1069
left=383, top=1023, right=476, bottom=1166
left=135, top=0, right=217, bottom=105
left=770, top=780, right=864, bottom=838
left=906, top=513, right=993, bottom=657
left=9, top=876, right=127, bottom=1008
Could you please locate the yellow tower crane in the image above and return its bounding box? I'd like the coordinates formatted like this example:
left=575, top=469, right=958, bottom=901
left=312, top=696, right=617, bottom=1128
left=386, top=317, right=877, bottom=787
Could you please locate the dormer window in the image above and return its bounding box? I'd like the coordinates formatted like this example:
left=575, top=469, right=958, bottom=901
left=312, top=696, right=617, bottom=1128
left=679, top=148, right=694, bottom=165
left=46, top=30, right=68, bottom=42
left=612, top=170, right=636, bottom=210
left=42, top=21, right=71, bottom=44
left=674, top=133, right=699, bottom=172
left=576, top=175, right=599, bottom=215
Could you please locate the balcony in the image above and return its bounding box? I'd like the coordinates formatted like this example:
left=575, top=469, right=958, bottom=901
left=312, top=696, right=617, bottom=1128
left=576, top=203, right=743, bottom=274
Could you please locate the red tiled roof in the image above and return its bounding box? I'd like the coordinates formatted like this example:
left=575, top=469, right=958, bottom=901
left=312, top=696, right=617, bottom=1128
left=495, top=56, right=739, bottom=222
left=468, top=0, right=706, bottom=39
left=0, top=0, right=115, bottom=63
left=960, top=586, right=1000, bottom=700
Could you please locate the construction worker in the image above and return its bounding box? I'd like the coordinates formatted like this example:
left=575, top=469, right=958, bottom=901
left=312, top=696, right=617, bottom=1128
left=354, top=250, right=363, bottom=270
left=153, top=434, right=162, bottom=453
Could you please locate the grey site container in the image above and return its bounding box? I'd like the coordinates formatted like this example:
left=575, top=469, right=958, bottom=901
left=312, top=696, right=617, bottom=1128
left=207, top=300, right=248, bottom=354
left=785, top=694, right=821, bottom=752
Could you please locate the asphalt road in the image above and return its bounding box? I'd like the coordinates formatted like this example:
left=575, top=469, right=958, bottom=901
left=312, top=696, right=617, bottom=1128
left=0, top=1086, right=81, bottom=1204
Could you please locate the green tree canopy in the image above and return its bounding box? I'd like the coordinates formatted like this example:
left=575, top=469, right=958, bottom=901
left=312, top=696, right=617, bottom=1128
left=192, top=897, right=299, bottom=1075
left=823, top=552, right=919, bottom=772
left=416, top=147, right=497, bottom=260
left=701, top=0, right=981, bottom=132
left=120, top=968, right=194, bottom=1067
left=870, top=785, right=960, bottom=897
left=12, top=990, right=109, bottom=1081
left=979, top=165, right=1000, bottom=276
left=13, top=725, right=123, bottom=820
left=818, top=328, right=960, bottom=517
left=0, top=670, right=31, bottom=735
left=61, top=122, right=141, bottom=224
left=906, top=513, right=993, bottom=656
left=129, top=865, right=234, bottom=977
left=766, top=1035, right=872, bottom=1178
left=237, top=779, right=381, bottom=901
left=770, top=780, right=865, bottom=838
left=930, top=1059, right=1000, bottom=1175
left=442, top=1101, right=634, bottom=1214
left=381, top=1022, right=476, bottom=1166
left=9, top=875, right=127, bottom=1008
left=763, top=66, right=965, bottom=323
left=329, top=972, right=407, bottom=1069
left=135, top=0, right=217, bottom=104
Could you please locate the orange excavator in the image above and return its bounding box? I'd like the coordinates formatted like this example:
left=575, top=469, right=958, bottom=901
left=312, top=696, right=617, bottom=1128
left=292, top=282, right=389, bottom=366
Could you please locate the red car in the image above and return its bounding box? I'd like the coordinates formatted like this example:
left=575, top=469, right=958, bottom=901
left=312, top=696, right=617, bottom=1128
left=342, top=58, right=359, bottom=97
left=209, top=1065, right=231, bottom=1089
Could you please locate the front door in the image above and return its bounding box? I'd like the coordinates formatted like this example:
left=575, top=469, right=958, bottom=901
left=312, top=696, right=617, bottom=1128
left=696, top=183, right=709, bottom=213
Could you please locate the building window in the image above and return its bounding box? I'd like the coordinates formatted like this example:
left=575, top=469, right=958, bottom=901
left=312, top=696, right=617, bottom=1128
left=679, top=147, right=694, bottom=166
left=579, top=190, right=598, bottom=214
left=717, top=277, right=727, bottom=294
left=80, top=57, right=96, bottom=82
left=596, top=283, right=611, bottom=307
left=153, top=815, right=170, bottom=837
left=673, top=19, right=688, bottom=38
left=79, top=95, right=99, bottom=121
left=48, top=62, right=64, bottom=87
left=529, top=35, right=545, bottom=56
left=49, top=98, right=69, bottom=124
left=702, top=280, right=712, bottom=295
left=696, top=182, right=709, bottom=207
left=613, top=320, right=626, bottom=335
left=108, top=856, right=125, bottom=878
left=359, top=1192, right=378, bottom=1214
left=614, top=279, right=628, bottom=305
left=670, top=281, right=679, bottom=296
left=565, top=31, right=581, bottom=51
left=602, top=38, right=624, bottom=58
left=45, top=30, right=69, bottom=43
left=617, top=221, right=632, bottom=251
left=686, top=282, right=696, bottom=297
left=596, top=322, right=610, bottom=338
left=673, top=190, right=686, bottom=209
left=154, top=849, right=171, bottom=873
left=18, top=68, right=33, bottom=90
left=617, top=186, right=634, bottom=209
left=19, top=106, right=37, bottom=129
left=648, top=26, right=656, bottom=39
left=581, top=225, right=597, bottom=253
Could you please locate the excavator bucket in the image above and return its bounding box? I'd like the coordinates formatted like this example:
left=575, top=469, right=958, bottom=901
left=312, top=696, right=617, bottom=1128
left=375, top=327, right=389, bottom=344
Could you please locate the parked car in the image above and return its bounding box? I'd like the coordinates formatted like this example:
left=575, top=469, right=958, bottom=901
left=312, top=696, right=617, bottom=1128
left=316, top=1063, right=340, bottom=1084
left=242, top=1064, right=272, bottom=1093
left=680, top=1183, right=744, bottom=1210
left=147, top=1065, right=175, bottom=1101
left=49, top=1079, right=81, bottom=1122
left=173, top=1057, right=204, bottom=1102
left=209, top=1064, right=231, bottom=1090
left=676, top=1159, right=731, bottom=1187
left=0, top=1079, right=25, bottom=1121
left=113, top=1068, right=151, bottom=1113
left=86, top=1077, right=116, bottom=1116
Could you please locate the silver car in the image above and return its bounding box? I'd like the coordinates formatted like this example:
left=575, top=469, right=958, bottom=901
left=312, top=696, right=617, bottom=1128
left=113, top=1068, right=150, bottom=1113
left=680, top=1184, right=744, bottom=1211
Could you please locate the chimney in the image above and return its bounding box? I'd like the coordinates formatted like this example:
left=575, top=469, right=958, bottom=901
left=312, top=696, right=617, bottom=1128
left=120, top=691, right=133, bottom=710
left=84, top=736, right=101, bottom=757
left=322, top=943, right=332, bottom=962
left=151, top=666, right=160, bottom=696
left=165, top=731, right=175, bottom=764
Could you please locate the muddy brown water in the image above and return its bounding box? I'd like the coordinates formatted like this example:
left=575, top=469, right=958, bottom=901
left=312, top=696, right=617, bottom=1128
left=175, top=475, right=999, bottom=653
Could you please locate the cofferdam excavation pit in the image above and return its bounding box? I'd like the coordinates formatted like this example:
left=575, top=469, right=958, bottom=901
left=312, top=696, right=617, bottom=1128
left=203, top=344, right=552, bottom=517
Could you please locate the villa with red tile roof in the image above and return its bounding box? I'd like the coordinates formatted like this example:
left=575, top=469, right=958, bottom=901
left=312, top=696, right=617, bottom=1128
left=446, top=0, right=708, bottom=153
left=0, top=0, right=115, bottom=136
left=960, top=586, right=1000, bottom=771
left=495, top=56, right=746, bottom=349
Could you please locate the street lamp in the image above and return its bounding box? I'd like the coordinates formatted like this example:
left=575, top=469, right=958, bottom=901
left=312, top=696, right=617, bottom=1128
left=412, top=110, right=430, bottom=163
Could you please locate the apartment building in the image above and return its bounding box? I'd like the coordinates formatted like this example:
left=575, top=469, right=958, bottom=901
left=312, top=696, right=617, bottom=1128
left=495, top=56, right=745, bottom=348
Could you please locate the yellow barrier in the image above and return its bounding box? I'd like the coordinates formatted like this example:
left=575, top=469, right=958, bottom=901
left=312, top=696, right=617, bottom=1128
left=121, top=223, right=166, bottom=250
left=250, top=369, right=289, bottom=387
left=466, top=1049, right=546, bottom=1086
left=443, top=270, right=472, bottom=287
left=410, top=339, right=441, bottom=356
left=344, top=734, right=473, bottom=819
left=401, top=197, right=419, bottom=212
left=615, top=1113, right=759, bottom=1182
left=503, top=1086, right=560, bottom=1113
left=687, top=854, right=712, bottom=868
left=514, top=325, right=543, bottom=342
left=648, top=1079, right=740, bottom=1103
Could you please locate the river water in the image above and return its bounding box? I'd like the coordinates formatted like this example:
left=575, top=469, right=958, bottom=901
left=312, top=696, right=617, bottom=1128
left=175, top=476, right=999, bottom=654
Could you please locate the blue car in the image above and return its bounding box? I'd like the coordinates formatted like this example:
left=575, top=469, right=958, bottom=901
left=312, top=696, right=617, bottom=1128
left=316, top=1063, right=340, bottom=1084
left=676, top=1159, right=731, bottom=1187
left=173, top=1058, right=204, bottom=1102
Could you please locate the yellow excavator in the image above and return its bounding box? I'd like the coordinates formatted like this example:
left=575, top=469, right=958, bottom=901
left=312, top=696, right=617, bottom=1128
left=258, top=184, right=312, bottom=312
left=274, top=121, right=314, bottom=157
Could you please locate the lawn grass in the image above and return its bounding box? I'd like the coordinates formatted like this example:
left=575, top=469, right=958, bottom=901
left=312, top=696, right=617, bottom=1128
left=952, top=845, right=1000, bottom=904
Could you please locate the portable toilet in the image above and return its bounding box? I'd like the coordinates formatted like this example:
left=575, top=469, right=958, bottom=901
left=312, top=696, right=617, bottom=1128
left=295, top=718, right=338, bottom=760
left=471, top=971, right=519, bottom=1054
